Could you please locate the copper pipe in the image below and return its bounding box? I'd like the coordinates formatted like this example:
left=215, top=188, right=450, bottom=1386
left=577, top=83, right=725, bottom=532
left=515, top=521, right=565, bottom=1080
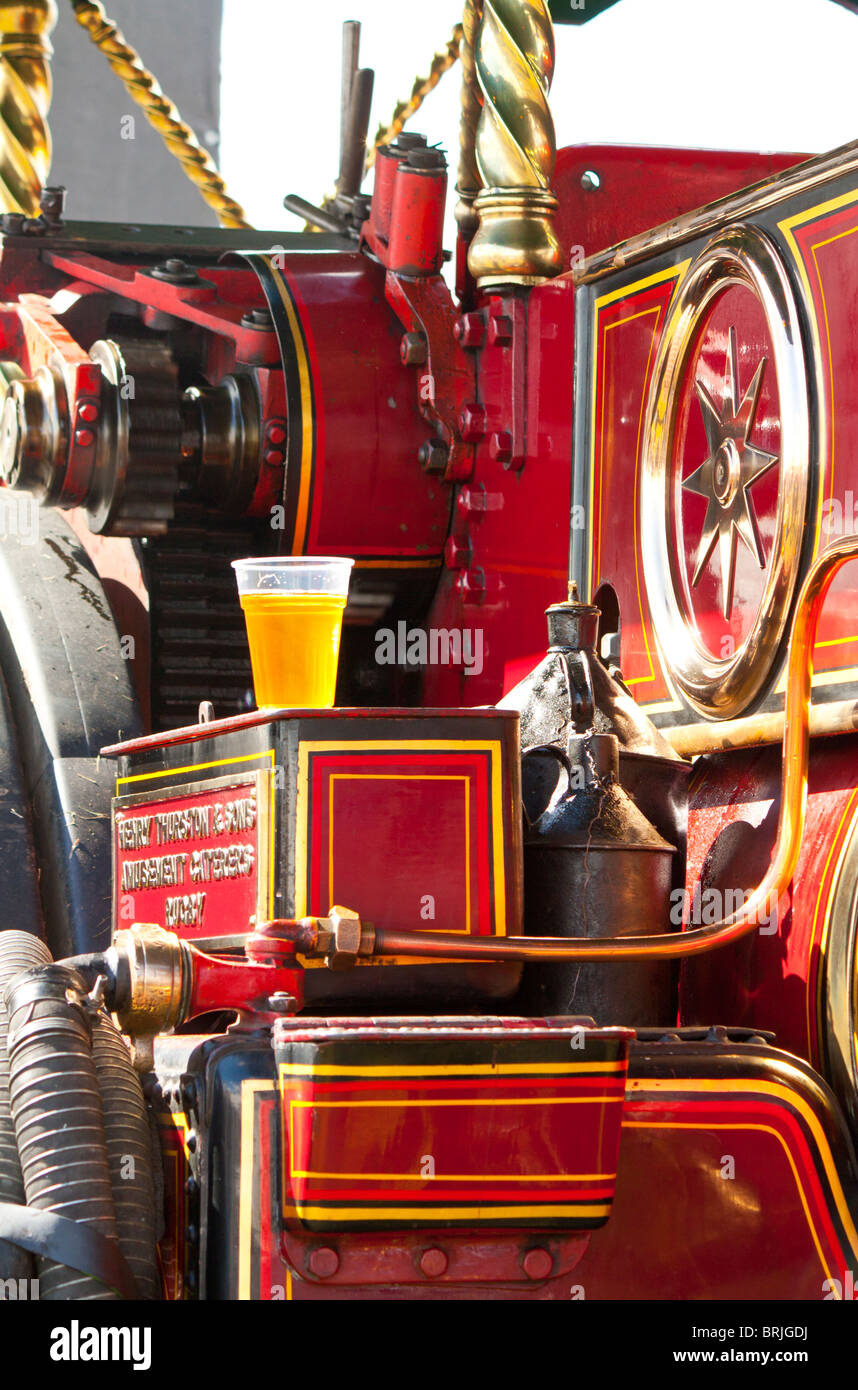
left=368, top=537, right=858, bottom=963
left=664, top=697, right=858, bottom=758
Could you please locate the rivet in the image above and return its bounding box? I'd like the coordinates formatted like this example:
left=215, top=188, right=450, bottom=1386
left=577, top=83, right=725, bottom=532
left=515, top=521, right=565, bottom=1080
left=74, top=428, right=94, bottom=448
left=419, top=1247, right=448, bottom=1278
left=522, top=1246, right=553, bottom=1280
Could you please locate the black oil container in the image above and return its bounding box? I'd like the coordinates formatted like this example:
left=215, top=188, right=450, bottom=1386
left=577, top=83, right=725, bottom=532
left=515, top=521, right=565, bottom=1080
left=520, top=731, right=677, bottom=1024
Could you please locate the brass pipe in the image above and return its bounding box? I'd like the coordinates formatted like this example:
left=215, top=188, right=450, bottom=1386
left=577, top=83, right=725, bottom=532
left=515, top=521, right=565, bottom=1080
left=0, top=0, right=57, bottom=216
left=454, top=0, right=482, bottom=234
left=664, top=697, right=858, bottom=759
left=368, top=537, right=858, bottom=962
left=466, top=0, right=562, bottom=287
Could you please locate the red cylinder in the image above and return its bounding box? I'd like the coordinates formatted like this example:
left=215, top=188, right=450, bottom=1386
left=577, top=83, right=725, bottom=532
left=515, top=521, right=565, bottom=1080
left=387, top=151, right=447, bottom=277
left=369, top=145, right=400, bottom=246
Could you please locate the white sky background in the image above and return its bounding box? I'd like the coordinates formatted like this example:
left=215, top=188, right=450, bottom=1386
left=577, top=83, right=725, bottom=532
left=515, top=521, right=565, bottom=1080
left=220, top=0, right=858, bottom=237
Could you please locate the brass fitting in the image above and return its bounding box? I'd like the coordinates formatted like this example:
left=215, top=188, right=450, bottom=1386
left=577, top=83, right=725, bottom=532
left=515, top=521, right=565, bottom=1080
left=324, top=905, right=375, bottom=970
left=109, top=923, right=189, bottom=1036
left=467, top=0, right=562, bottom=287
left=454, top=0, right=483, bottom=234
left=0, top=0, right=57, bottom=216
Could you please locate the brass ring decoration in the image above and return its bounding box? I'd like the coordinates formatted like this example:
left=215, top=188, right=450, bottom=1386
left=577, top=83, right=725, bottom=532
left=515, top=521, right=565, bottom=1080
left=640, top=224, right=811, bottom=719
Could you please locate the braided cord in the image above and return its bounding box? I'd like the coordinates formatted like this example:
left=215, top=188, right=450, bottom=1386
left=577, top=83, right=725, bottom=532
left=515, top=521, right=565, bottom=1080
left=70, top=0, right=251, bottom=229
left=366, top=22, right=463, bottom=171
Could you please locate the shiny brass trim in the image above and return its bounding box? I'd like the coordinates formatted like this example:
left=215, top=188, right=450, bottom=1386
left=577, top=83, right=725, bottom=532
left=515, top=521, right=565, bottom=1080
left=111, top=923, right=188, bottom=1034
left=574, top=137, right=858, bottom=287
left=663, top=698, right=858, bottom=758
left=640, top=225, right=811, bottom=719
left=0, top=0, right=57, bottom=216
left=454, top=0, right=483, bottom=232
left=467, top=0, right=561, bottom=286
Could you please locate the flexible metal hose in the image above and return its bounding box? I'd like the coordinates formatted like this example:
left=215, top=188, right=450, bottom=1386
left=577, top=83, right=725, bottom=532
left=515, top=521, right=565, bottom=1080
left=0, top=930, right=50, bottom=1282
left=5, top=963, right=120, bottom=1298
left=91, top=1010, right=159, bottom=1299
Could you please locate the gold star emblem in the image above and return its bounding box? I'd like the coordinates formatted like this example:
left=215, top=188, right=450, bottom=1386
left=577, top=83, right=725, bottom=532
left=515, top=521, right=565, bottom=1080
left=682, top=327, right=778, bottom=619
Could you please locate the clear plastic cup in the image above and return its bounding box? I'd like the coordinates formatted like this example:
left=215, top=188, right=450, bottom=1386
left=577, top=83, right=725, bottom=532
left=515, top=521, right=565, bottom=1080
left=232, top=556, right=354, bottom=708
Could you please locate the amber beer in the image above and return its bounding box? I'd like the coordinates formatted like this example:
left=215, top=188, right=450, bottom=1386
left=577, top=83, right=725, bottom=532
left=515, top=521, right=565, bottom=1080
left=232, top=557, right=354, bottom=708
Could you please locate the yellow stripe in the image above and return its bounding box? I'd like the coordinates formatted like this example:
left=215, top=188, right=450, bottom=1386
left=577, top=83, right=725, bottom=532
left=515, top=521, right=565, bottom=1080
left=779, top=190, right=858, bottom=556
left=268, top=263, right=315, bottom=554
left=806, top=790, right=858, bottom=1058
left=629, top=1077, right=858, bottom=1257
left=328, top=773, right=472, bottom=932
left=294, top=740, right=507, bottom=953
left=353, top=558, right=443, bottom=569
left=586, top=260, right=690, bottom=599
left=281, top=1203, right=609, bottom=1222
left=278, top=1061, right=625, bottom=1077
left=117, top=748, right=275, bottom=788
left=238, top=1079, right=276, bottom=1301
left=290, top=1095, right=622, bottom=1109
left=626, top=1118, right=835, bottom=1290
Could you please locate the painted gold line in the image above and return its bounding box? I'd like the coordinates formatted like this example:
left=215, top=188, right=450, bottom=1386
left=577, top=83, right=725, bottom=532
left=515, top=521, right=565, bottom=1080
left=268, top=263, right=314, bottom=555
left=626, top=1118, right=835, bottom=1290
left=806, top=790, right=858, bottom=1058
left=629, top=1078, right=858, bottom=1256
left=117, top=749, right=275, bottom=788
left=238, top=1079, right=277, bottom=1301
left=280, top=1203, right=609, bottom=1221
left=278, top=1061, right=626, bottom=1076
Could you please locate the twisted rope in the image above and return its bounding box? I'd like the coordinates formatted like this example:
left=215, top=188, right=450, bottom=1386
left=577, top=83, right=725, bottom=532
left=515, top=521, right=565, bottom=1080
left=70, top=0, right=251, bottom=229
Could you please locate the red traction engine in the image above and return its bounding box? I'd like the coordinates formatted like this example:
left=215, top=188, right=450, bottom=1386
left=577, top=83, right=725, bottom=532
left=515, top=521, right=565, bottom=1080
left=1, top=0, right=858, bottom=1304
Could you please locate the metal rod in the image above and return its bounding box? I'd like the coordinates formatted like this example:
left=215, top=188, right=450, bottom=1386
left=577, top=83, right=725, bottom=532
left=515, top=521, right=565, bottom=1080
left=340, top=20, right=360, bottom=171
left=283, top=193, right=348, bottom=236
left=454, top=0, right=482, bottom=231
left=336, top=66, right=374, bottom=200
left=663, top=698, right=858, bottom=759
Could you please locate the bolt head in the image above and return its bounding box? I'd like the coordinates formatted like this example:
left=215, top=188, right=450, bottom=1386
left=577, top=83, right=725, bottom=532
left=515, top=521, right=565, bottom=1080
left=418, top=439, right=447, bottom=475
left=74, top=428, right=95, bottom=448
left=487, top=313, right=513, bottom=347
left=264, top=448, right=285, bottom=467
left=444, top=535, right=471, bottom=571
left=267, top=423, right=286, bottom=445
left=77, top=401, right=98, bottom=423
left=459, top=403, right=486, bottom=443
left=456, top=566, right=486, bottom=602
left=308, top=1246, right=339, bottom=1279
left=454, top=312, right=485, bottom=349
left=400, top=332, right=427, bottom=366
left=489, top=431, right=513, bottom=464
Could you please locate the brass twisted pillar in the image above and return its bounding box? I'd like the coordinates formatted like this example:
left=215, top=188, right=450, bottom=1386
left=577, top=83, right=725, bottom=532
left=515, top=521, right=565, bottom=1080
left=467, top=0, right=562, bottom=287
left=0, top=1, right=57, bottom=216
left=454, top=0, right=482, bottom=234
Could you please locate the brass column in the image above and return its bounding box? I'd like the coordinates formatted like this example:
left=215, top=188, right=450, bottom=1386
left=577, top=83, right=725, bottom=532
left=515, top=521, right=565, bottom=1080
left=454, top=0, right=483, bottom=235
left=467, top=0, right=562, bottom=287
left=0, top=0, right=57, bottom=216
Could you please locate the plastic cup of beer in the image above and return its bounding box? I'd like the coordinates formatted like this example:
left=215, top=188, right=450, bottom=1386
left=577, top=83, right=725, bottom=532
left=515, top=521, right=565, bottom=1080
left=232, top=556, right=354, bottom=708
